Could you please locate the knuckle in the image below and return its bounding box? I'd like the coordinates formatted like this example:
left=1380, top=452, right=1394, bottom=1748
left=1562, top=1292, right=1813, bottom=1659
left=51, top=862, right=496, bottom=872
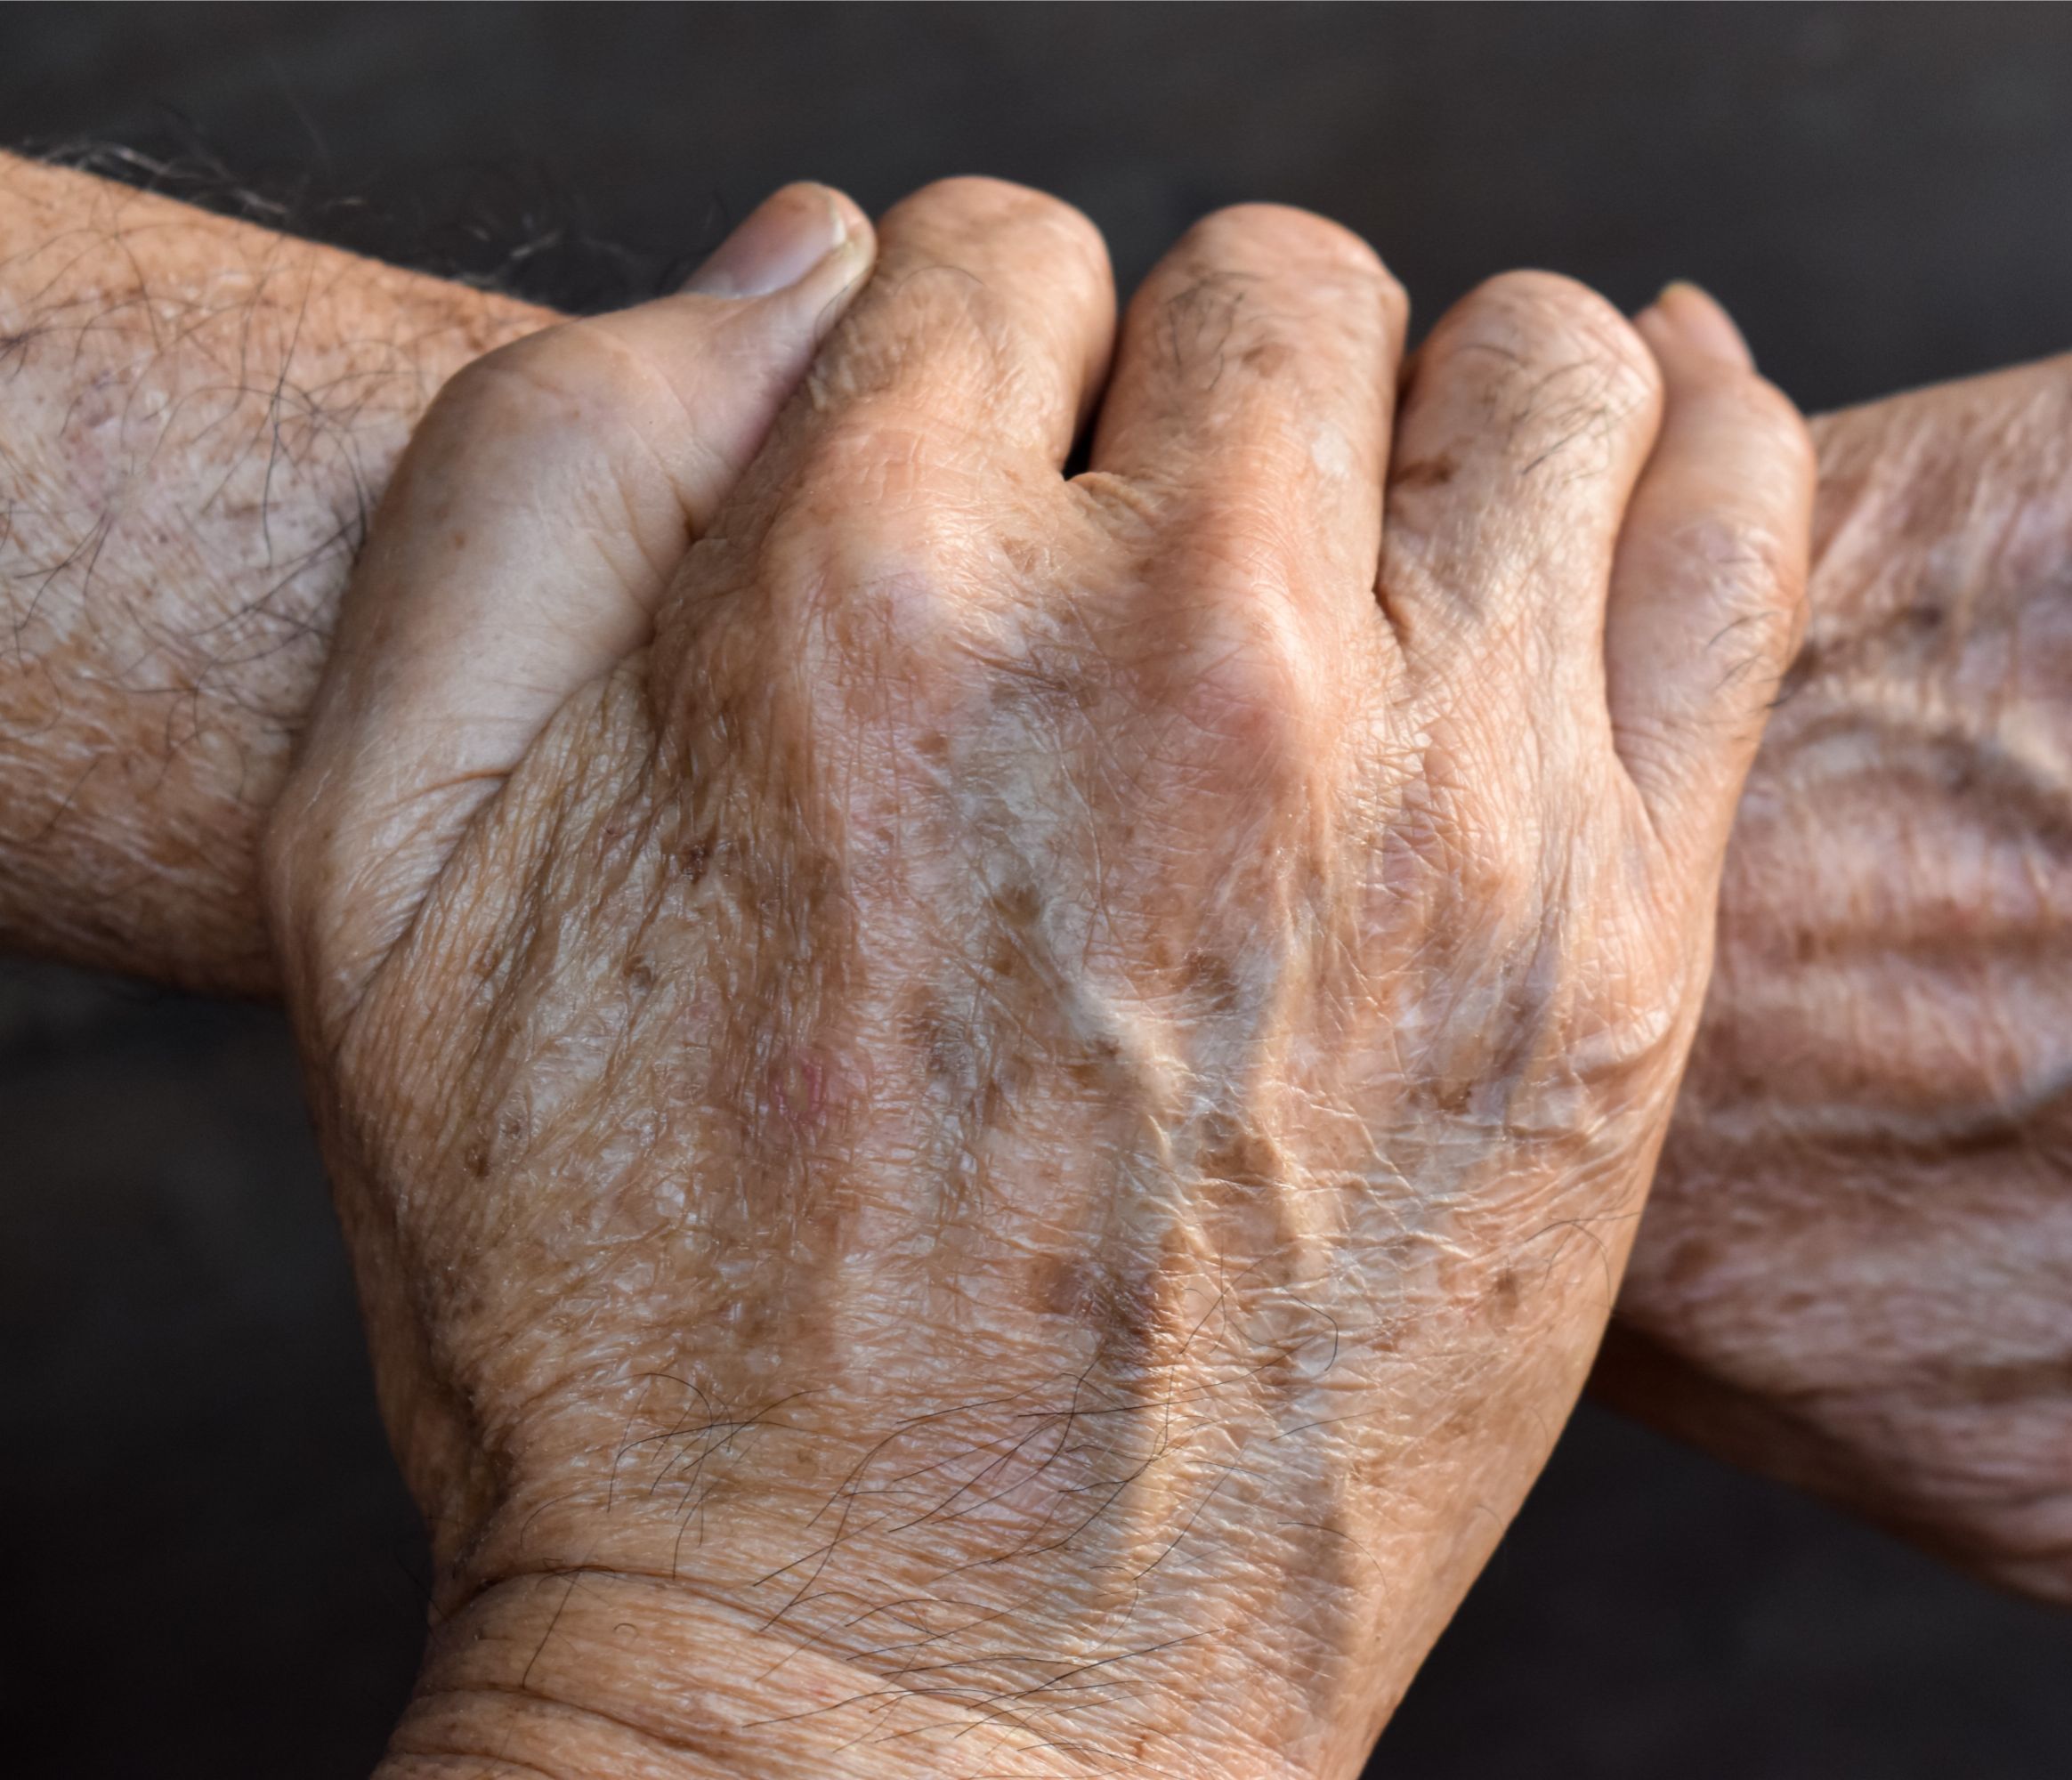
left=754, top=443, right=978, bottom=638
left=1182, top=604, right=1312, bottom=766
left=779, top=397, right=975, bottom=513
left=1188, top=203, right=1396, bottom=287
left=1152, top=536, right=1321, bottom=767
left=890, top=175, right=1108, bottom=278
left=1445, top=269, right=1662, bottom=411
left=1159, top=496, right=1304, bottom=603
left=1171, top=206, right=1408, bottom=343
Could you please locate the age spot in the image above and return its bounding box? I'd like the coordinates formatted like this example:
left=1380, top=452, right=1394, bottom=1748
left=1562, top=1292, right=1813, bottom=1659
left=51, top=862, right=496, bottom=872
left=673, top=836, right=713, bottom=886
left=1036, top=1252, right=1177, bottom=1372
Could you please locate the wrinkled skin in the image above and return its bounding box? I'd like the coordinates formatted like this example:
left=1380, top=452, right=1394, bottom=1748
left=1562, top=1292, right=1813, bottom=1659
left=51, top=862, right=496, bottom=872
left=268, top=181, right=1811, bottom=1778
left=1604, top=353, right=2072, bottom=1601
left=4, top=151, right=2062, bottom=1620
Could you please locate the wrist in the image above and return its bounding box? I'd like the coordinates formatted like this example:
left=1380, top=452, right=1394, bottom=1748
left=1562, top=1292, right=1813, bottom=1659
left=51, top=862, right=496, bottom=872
left=382, top=1568, right=1132, bottom=1780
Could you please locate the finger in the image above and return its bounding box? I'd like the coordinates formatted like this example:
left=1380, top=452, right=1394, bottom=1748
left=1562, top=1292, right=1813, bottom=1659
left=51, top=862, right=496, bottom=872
left=1382, top=271, right=1663, bottom=676
left=1607, top=282, right=1815, bottom=856
left=272, top=183, right=876, bottom=981
left=1087, top=205, right=1407, bottom=599
left=758, top=175, right=1115, bottom=480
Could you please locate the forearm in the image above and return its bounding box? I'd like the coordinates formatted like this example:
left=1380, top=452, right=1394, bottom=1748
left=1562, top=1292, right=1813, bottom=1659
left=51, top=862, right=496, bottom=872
left=1609, top=354, right=2072, bottom=1593
left=0, top=150, right=549, bottom=991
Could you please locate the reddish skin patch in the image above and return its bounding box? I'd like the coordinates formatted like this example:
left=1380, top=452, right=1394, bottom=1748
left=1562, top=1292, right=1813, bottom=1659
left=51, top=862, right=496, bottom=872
left=767, top=1045, right=867, bottom=1132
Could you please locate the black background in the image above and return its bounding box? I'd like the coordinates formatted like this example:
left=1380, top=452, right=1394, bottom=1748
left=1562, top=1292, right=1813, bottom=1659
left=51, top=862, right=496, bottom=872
left=4, top=5, right=2071, bottom=1776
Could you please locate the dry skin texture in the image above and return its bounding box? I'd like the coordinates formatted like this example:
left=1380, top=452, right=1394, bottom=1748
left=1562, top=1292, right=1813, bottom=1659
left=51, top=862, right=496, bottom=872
left=1608, top=356, right=2072, bottom=1600
left=267, top=181, right=1811, bottom=1777
left=6, top=150, right=2068, bottom=1772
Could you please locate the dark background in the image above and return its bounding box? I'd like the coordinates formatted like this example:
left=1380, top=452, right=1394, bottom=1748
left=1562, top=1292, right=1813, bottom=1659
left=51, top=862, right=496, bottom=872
left=4, top=5, right=2070, bottom=1776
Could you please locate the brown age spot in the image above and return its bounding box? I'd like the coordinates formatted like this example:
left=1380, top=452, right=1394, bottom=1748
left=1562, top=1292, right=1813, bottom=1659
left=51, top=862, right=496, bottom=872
left=673, top=833, right=713, bottom=886
left=991, top=881, right=1041, bottom=929
left=985, top=931, right=1033, bottom=985
left=1036, top=1251, right=1178, bottom=1373
left=1486, top=1266, right=1524, bottom=1322
left=1198, top=1109, right=1281, bottom=1191
left=624, top=956, right=656, bottom=993
left=1000, top=534, right=1041, bottom=578
left=1437, top=1392, right=1487, bottom=1441
left=1181, top=948, right=1240, bottom=1011
left=1240, top=339, right=1296, bottom=378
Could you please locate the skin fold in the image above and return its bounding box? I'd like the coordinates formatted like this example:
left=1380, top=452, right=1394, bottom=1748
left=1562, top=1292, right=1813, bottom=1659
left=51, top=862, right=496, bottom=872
left=266, top=177, right=1810, bottom=1776
left=0, top=148, right=2064, bottom=1749
left=1599, top=355, right=2072, bottom=1602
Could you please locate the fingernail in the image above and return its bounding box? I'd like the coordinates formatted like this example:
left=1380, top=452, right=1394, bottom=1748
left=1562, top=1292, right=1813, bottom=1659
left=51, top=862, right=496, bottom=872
left=1642, top=280, right=1754, bottom=369
left=681, top=183, right=858, bottom=298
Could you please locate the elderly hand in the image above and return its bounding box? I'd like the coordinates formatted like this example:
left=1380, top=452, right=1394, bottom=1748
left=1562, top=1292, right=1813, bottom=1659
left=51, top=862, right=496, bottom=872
left=1603, top=353, right=2072, bottom=1601
left=269, top=181, right=1811, bottom=1777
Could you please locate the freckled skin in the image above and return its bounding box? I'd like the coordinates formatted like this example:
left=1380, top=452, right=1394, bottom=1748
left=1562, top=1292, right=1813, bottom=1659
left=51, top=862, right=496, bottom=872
left=268, top=182, right=1811, bottom=1778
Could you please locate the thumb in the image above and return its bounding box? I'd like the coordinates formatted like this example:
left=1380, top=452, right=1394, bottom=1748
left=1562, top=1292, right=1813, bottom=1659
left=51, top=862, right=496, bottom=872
left=273, top=184, right=873, bottom=986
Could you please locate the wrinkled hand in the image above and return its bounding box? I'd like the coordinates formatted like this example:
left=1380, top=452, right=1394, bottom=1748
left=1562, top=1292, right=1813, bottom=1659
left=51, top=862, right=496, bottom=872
left=1603, top=354, right=2072, bottom=1601
left=269, top=182, right=1811, bottom=1777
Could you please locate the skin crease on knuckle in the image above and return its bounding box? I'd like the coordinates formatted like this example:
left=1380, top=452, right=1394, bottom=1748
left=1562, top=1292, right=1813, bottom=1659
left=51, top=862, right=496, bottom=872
left=261, top=173, right=1810, bottom=1773
left=1434, top=275, right=1663, bottom=476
